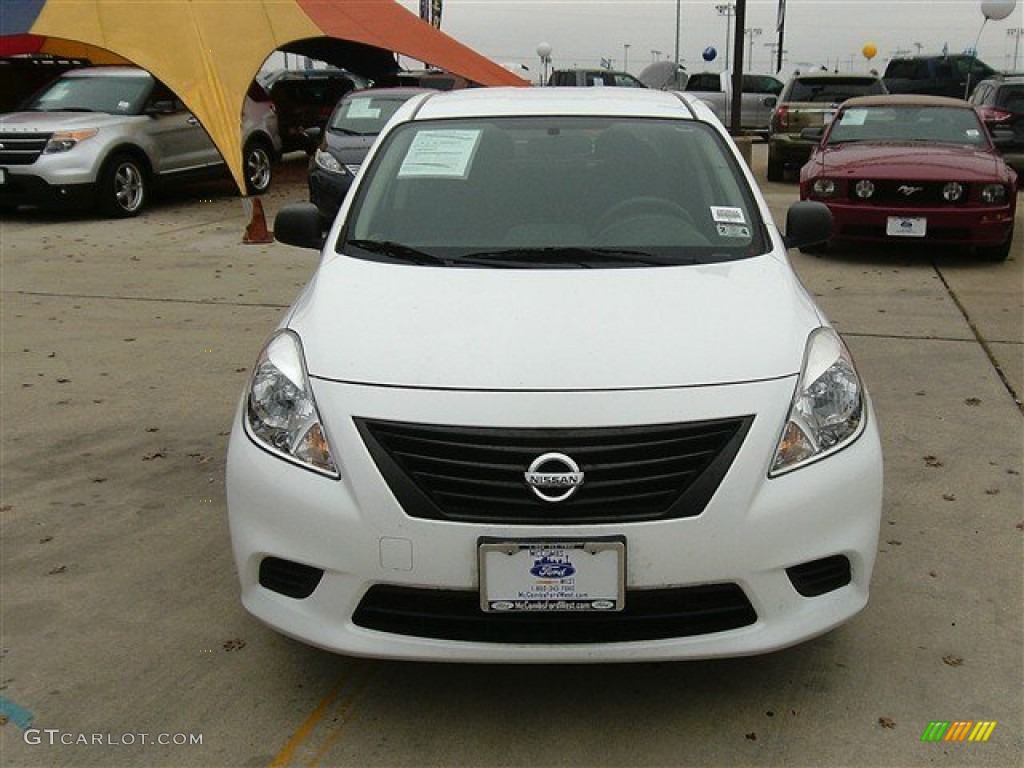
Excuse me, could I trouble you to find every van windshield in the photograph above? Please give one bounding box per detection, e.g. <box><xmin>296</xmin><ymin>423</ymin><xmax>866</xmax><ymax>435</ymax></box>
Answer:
<box><xmin>342</xmin><ymin>116</ymin><xmax>766</xmax><ymax>268</ymax></box>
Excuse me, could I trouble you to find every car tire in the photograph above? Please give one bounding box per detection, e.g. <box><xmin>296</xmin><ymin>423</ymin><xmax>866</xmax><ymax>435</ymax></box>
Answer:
<box><xmin>976</xmin><ymin>225</ymin><xmax>1014</xmax><ymax>262</ymax></box>
<box><xmin>243</xmin><ymin>138</ymin><xmax>274</xmax><ymax>195</ymax></box>
<box><xmin>799</xmin><ymin>241</ymin><xmax>829</xmax><ymax>255</ymax></box>
<box><xmin>98</xmin><ymin>153</ymin><xmax>147</xmax><ymax>218</ymax></box>
<box><xmin>766</xmin><ymin>151</ymin><xmax>785</xmax><ymax>182</ymax></box>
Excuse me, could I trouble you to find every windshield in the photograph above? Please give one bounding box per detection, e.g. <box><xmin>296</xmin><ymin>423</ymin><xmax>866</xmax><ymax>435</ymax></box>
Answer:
<box><xmin>26</xmin><ymin>75</ymin><xmax>151</xmax><ymax>114</ymax></box>
<box><xmin>341</xmin><ymin>116</ymin><xmax>765</xmax><ymax>268</ymax></box>
<box><xmin>787</xmin><ymin>78</ymin><xmax>885</xmax><ymax>103</ymax></box>
<box><xmin>329</xmin><ymin>94</ymin><xmax>413</xmax><ymax>136</ymax></box>
<box><xmin>826</xmin><ymin>105</ymin><xmax>988</xmax><ymax>146</ymax></box>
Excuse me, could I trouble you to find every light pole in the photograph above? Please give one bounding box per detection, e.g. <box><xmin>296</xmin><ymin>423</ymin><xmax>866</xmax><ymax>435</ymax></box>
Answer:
<box><xmin>745</xmin><ymin>27</ymin><xmax>762</xmax><ymax>70</ymax></box>
<box><xmin>715</xmin><ymin>3</ymin><xmax>736</xmax><ymax>70</ymax></box>
<box><xmin>536</xmin><ymin>42</ymin><xmax>552</xmax><ymax>86</ymax></box>
<box><xmin>623</xmin><ymin>43</ymin><xmax>631</xmax><ymax>73</ymax></box>
<box><xmin>1009</xmin><ymin>28</ymin><xmax>1023</xmax><ymax>71</ymax></box>
<box><xmin>674</xmin><ymin>0</ymin><xmax>682</xmax><ymax>71</ymax></box>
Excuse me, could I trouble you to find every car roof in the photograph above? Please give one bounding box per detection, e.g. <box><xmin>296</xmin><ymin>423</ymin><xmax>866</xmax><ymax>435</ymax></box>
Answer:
<box><xmin>840</xmin><ymin>94</ymin><xmax>972</xmax><ymax>109</ymax></box>
<box><xmin>343</xmin><ymin>87</ymin><xmax>435</xmax><ymax>100</ymax></box>
<box><xmin>791</xmin><ymin>72</ymin><xmax>881</xmax><ymax>81</ymax></box>
<box><xmin>408</xmin><ymin>87</ymin><xmax>699</xmax><ymax>120</ymax></box>
<box><xmin>63</xmin><ymin>65</ymin><xmax>150</xmax><ymax>79</ymax></box>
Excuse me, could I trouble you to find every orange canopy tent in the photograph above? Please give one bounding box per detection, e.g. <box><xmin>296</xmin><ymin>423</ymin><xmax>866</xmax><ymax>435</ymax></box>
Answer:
<box><xmin>2</xmin><ymin>0</ymin><xmax>528</xmax><ymax>192</ymax></box>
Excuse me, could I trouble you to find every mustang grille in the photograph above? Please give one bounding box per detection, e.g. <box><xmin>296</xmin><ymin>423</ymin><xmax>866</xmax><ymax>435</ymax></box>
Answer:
<box><xmin>862</xmin><ymin>180</ymin><xmax>969</xmax><ymax>206</ymax></box>
<box><xmin>0</xmin><ymin>132</ymin><xmax>51</xmax><ymax>165</ymax></box>
<box><xmin>355</xmin><ymin>416</ymin><xmax>752</xmax><ymax>524</ymax></box>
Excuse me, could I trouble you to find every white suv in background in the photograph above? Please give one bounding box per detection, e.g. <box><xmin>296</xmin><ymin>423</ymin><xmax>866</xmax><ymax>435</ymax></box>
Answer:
<box><xmin>0</xmin><ymin>66</ymin><xmax>281</xmax><ymax>216</ymax></box>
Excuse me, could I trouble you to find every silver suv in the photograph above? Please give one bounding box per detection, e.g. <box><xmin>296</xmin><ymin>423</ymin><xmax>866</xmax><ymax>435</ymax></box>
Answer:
<box><xmin>0</xmin><ymin>66</ymin><xmax>281</xmax><ymax>216</ymax></box>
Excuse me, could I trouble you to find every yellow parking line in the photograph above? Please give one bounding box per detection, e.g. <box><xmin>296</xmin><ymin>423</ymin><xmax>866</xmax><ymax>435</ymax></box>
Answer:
<box><xmin>269</xmin><ymin>663</ymin><xmax>377</xmax><ymax>768</ymax></box>
<box><xmin>308</xmin><ymin>667</ymin><xmax>378</xmax><ymax>767</ymax></box>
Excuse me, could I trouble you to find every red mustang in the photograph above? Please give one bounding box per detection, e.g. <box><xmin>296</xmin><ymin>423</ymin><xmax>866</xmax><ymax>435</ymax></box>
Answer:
<box><xmin>799</xmin><ymin>95</ymin><xmax>1018</xmax><ymax>261</ymax></box>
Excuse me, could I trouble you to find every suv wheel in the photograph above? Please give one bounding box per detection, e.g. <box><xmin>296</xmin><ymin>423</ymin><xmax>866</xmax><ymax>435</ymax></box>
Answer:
<box><xmin>243</xmin><ymin>138</ymin><xmax>273</xmax><ymax>195</ymax></box>
<box><xmin>766</xmin><ymin>148</ymin><xmax>785</xmax><ymax>182</ymax></box>
<box><xmin>99</xmin><ymin>153</ymin><xmax>147</xmax><ymax>217</ymax></box>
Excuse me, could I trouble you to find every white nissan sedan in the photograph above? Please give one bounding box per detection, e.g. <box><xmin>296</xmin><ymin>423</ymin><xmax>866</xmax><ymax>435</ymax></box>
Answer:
<box><xmin>226</xmin><ymin>88</ymin><xmax>883</xmax><ymax>663</ymax></box>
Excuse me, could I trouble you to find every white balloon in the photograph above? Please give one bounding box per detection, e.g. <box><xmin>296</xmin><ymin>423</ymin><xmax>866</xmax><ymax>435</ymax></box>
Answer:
<box><xmin>980</xmin><ymin>0</ymin><xmax>1016</xmax><ymax>20</ymax></box>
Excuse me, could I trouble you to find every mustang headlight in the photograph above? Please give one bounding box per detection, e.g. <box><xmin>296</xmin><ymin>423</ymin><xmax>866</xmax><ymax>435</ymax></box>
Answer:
<box><xmin>244</xmin><ymin>330</ymin><xmax>338</xmax><ymax>477</ymax></box>
<box><xmin>771</xmin><ymin>327</ymin><xmax>865</xmax><ymax>476</ymax></box>
<box><xmin>811</xmin><ymin>178</ymin><xmax>838</xmax><ymax>198</ymax></box>
<box><xmin>980</xmin><ymin>183</ymin><xmax>1007</xmax><ymax>204</ymax></box>
<box><xmin>314</xmin><ymin>148</ymin><xmax>346</xmax><ymax>174</ymax></box>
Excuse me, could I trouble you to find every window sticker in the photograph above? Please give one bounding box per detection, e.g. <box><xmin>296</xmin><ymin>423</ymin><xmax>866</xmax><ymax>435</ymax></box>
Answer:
<box><xmin>347</xmin><ymin>98</ymin><xmax>381</xmax><ymax>119</ymax></box>
<box><xmin>398</xmin><ymin>129</ymin><xmax>482</xmax><ymax>178</ymax></box>
<box><xmin>117</xmin><ymin>100</ymin><xmax>132</xmax><ymax>111</ymax></box>
<box><xmin>710</xmin><ymin>206</ymin><xmax>746</xmax><ymax>225</ymax></box>
<box><xmin>965</xmin><ymin>129</ymin><xmax>980</xmax><ymax>139</ymax></box>
<box><xmin>716</xmin><ymin>223</ymin><xmax>751</xmax><ymax>238</ymax></box>
<box><xmin>839</xmin><ymin>108</ymin><xmax>868</xmax><ymax>126</ymax></box>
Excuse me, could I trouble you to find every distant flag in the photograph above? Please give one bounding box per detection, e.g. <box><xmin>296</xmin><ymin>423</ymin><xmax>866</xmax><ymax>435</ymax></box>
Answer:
<box><xmin>777</xmin><ymin>0</ymin><xmax>786</xmax><ymax>32</ymax></box>
<box><xmin>601</xmin><ymin>57</ymin><xmax>612</xmax><ymax>69</ymax></box>
<box><xmin>419</xmin><ymin>0</ymin><xmax>429</xmax><ymax>22</ymax></box>
<box><xmin>431</xmin><ymin>0</ymin><xmax>442</xmax><ymax>28</ymax></box>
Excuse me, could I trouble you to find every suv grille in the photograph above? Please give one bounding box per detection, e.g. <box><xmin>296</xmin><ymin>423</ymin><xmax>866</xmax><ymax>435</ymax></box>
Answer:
<box><xmin>0</xmin><ymin>132</ymin><xmax>51</xmax><ymax>165</ymax></box>
<box><xmin>353</xmin><ymin>583</ymin><xmax>757</xmax><ymax>643</ymax></box>
<box><xmin>355</xmin><ymin>417</ymin><xmax>752</xmax><ymax>525</ymax></box>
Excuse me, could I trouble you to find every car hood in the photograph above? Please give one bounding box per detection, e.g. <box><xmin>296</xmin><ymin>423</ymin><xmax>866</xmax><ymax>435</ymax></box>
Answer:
<box><xmin>288</xmin><ymin>252</ymin><xmax>823</xmax><ymax>391</ymax></box>
<box><xmin>0</xmin><ymin>111</ymin><xmax>144</xmax><ymax>131</ymax></box>
<box><xmin>814</xmin><ymin>142</ymin><xmax>1003</xmax><ymax>179</ymax></box>
<box><xmin>324</xmin><ymin>132</ymin><xmax>376</xmax><ymax>162</ymax></box>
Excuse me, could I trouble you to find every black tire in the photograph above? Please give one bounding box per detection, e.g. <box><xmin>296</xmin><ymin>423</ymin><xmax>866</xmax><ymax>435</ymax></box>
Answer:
<box><xmin>766</xmin><ymin>150</ymin><xmax>785</xmax><ymax>182</ymax></box>
<box><xmin>98</xmin><ymin>153</ymin><xmax>147</xmax><ymax>217</ymax></box>
<box><xmin>976</xmin><ymin>225</ymin><xmax>1014</xmax><ymax>262</ymax></box>
<box><xmin>243</xmin><ymin>138</ymin><xmax>274</xmax><ymax>195</ymax></box>
<box><xmin>799</xmin><ymin>241</ymin><xmax>829</xmax><ymax>255</ymax></box>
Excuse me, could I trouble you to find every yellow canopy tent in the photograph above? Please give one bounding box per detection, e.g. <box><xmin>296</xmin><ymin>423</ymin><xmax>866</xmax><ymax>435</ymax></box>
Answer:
<box><xmin>4</xmin><ymin>0</ymin><xmax>527</xmax><ymax>192</ymax></box>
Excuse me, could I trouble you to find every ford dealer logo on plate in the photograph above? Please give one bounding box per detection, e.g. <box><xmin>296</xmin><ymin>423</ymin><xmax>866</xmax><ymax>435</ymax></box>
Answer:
<box><xmin>529</xmin><ymin>553</ymin><xmax>576</xmax><ymax>579</ymax></box>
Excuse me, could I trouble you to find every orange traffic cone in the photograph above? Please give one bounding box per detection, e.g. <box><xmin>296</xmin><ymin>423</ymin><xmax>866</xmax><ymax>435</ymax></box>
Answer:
<box><xmin>242</xmin><ymin>197</ymin><xmax>273</xmax><ymax>244</ymax></box>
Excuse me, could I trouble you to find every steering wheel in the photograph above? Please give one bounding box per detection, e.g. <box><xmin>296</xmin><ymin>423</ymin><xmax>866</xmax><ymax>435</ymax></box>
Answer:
<box><xmin>596</xmin><ymin>197</ymin><xmax>695</xmax><ymax>235</ymax></box>
<box><xmin>596</xmin><ymin>196</ymin><xmax>707</xmax><ymax>245</ymax></box>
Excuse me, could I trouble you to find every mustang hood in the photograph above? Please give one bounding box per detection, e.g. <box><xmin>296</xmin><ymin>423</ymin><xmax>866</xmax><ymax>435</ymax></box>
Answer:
<box><xmin>289</xmin><ymin>253</ymin><xmax>823</xmax><ymax>391</ymax></box>
<box><xmin>817</xmin><ymin>143</ymin><xmax>1003</xmax><ymax>180</ymax></box>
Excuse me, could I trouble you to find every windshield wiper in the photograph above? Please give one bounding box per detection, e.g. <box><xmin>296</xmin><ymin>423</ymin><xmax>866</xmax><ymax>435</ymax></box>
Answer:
<box><xmin>460</xmin><ymin>247</ymin><xmax>695</xmax><ymax>268</ymax></box>
<box><xmin>346</xmin><ymin>239</ymin><xmax>453</xmax><ymax>266</ymax></box>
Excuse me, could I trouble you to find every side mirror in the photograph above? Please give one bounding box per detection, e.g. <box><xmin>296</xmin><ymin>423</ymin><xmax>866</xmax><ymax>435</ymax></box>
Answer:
<box><xmin>144</xmin><ymin>100</ymin><xmax>178</xmax><ymax>116</ymax></box>
<box><xmin>990</xmin><ymin>126</ymin><xmax>1015</xmax><ymax>149</ymax></box>
<box><xmin>783</xmin><ymin>201</ymin><xmax>833</xmax><ymax>249</ymax></box>
<box><xmin>274</xmin><ymin>203</ymin><xmax>327</xmax><ymax>250</ymax></box>
<box><xmin>303</xmin><ymin>126</ymin><xmax>322</xmax><ymax>152</ymax></box>
<box><xmin>799</xmin><ymin>126</ymin><xmax>825</xmax><ymax>141</ymax></box>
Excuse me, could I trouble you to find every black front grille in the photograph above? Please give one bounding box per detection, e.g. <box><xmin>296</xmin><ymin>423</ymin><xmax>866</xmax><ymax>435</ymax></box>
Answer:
<box><xmin>259</xmin><ymin>557</ymin><xmax>324</xmax><ymax>599</ymax></box>
<box><xmin>0</xmin><ymin>133</ymin><xmax>51</xmax><ymax>165</ymax></box>
<box><xmin>864</xmin><ymin>181</ymin><xmax>968</xmax><ymax>206</ymax></box>
<box><xmin>356</xmin><ymin>417</ymin><xmax>752</xmax><ymax>525</ymax></box>
<box><xmin>786</xmin><ymin>555</ymin><xmax>851</xmax><ymax>597</ymax></box>
<box><xmin>353</xmin><ymin>583</ymin><xmax>756</xmax><ymax>643</ymax></box>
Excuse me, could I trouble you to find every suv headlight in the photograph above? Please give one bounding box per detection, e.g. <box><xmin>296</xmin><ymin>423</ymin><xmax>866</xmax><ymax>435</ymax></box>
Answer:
<box><xmin>771</xmin><ymin>327</ymin><xmax>866</xmax><ymax>476</ymax></box>
<box><xmin>244</xmin><ymin>330</ymin><xmax>338</xmax><ymax>477</ymax></box>
<box><xmin>43</xmin><ymin>129</ymin><xmax>99</xmax><ymax>154</ymax></box>
<box><xmin>314</xmin><ymin>148</ymin><xmax>346</xmax><ymax>175</ymax></box>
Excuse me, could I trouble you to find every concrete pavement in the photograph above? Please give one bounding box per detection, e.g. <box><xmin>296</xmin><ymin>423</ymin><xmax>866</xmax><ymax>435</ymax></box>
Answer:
<box><xmin>1</xmin><ymin>146</ymin><xmax>1021</xmax><ymax>767</ymax></box>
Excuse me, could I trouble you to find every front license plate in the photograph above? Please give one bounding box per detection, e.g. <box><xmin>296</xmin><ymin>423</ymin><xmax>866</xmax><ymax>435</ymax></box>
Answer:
<box><xmin>886</xmin><ymin>216</ymin><xmax>927</xmax><ymax>237</ymax></box>
<box><xmin>478</xmin><ymin>537</ymin><xmax>625</xmax><ymax>613</ymax></box>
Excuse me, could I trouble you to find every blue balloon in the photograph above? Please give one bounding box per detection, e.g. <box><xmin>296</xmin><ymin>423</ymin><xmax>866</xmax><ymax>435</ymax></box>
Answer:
<box><xmin>702</xmin><ymin>46</ymin><xmax>717</xmax><ymax>62</ymax></box>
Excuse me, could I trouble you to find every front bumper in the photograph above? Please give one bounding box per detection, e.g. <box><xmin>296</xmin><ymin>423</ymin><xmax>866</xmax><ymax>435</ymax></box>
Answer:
<box><xmin>818</xmin><ymin>200</ymin><xmax>1015</xmax><ymax>247</ymax></box>
<box><xmin>307</xmin><ymin>160</ymin><xmax>354</xmax><ymax>222</ymax></box>
<box><xmin>0</xmin><ymin>170</ymin><xmax>97</xmax><ymax>210</ymax></box>
<box><xmin>226</xmin><ymin>378</ymin><xmax>883</xmax><ymax>662</ymax></box>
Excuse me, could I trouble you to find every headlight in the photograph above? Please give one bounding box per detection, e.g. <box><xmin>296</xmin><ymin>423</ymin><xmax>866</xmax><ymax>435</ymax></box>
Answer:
<box><xmin>942</xmin><ymin>182</ymin><xmax>964</xmax><ymax>202</ymax></box>
<box><xmin>43</xmin><ymin>129</ymin><xmax>99</xmax><ymax>154</ymax></box>
<box><xmin>244</xmin><ymin>330</ymin><xmax>338</xmax><ymax>477</ymax></box>
<box><xmin>771</xmin><ymin>327</ymin><xmax>865</xmax><ymax>476</ymax></box>
<box><xmin>314</xmin><ymin>148</ymin><xmax>346</xmax><ymax>174</ymax></box>
<box><xmin>854</xmin><ymin>179</ymin><xmax>875</xmax><ymax>199</ymax></box>
<box><xmin>811</xmin><ymin>178</ymin><xmax>837</xmax><ymax>198</ymax></box>
<box><xmin>980</xmin><ymin>183</ymin><xmax>1007</xmax><ymax>204</ymax></box>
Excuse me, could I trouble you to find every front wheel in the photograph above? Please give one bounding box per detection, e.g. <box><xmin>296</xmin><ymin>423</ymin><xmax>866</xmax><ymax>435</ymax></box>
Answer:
<box><xmin>766</xmin><ymin>150</ymin><xmax>785</xmax><ymax>182</ymax></box>
<box><xmin>243</xmin><ymin>139</ymin><xmax>273</xmax><ymax>195</ymax></box>
<box><xmin>976</xmin><ymin>225</ymin><xmax>1014</xmax><ymax>262</ymax></box>
<box><xmin>98</xmin><ymin>153</ymin><xmax>147</xmax><ymax>217</ymax></box>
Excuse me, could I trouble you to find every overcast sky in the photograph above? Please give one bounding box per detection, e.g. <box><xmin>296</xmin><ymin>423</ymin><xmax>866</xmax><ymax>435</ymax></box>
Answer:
<box><xmin>394</xmin><ymin>0</ymin><xmax>1024</xmax><ymax>79</ymax></box>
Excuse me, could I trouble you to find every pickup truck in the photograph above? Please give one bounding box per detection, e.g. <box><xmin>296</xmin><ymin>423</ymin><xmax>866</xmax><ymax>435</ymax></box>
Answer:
<box><xmin>680</xmin><ymin>71</ymin><xmax>784</xmax><ymax>136</ymax></box>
